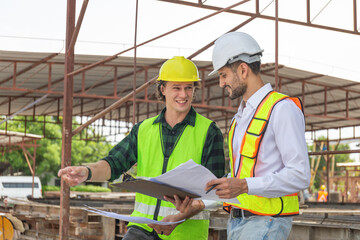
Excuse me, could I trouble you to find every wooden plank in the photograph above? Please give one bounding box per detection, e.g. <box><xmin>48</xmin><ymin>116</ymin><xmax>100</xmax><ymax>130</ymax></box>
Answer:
<box><xmin>102</xmin><ymin>216</ymin><xmax>115</xmax><ymax>240</ymax></box>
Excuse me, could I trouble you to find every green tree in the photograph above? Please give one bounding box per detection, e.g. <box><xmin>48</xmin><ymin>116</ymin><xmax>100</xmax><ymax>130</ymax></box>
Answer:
<box><xmin>308</xmin><ymin>136</ymin><xmax>353</xmax><ymax>191</ymax></box>
<box><xmin>0</xmin><ymin>116</ymin><xmax>114</xmax><ymax>184</ymax></box>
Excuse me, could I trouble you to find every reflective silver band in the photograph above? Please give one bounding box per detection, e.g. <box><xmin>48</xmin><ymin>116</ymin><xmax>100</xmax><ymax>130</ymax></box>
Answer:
<box><xmin>134</xmin><ymin>201</ymin><xmax>210</xmax><ymax>220</ymax></box>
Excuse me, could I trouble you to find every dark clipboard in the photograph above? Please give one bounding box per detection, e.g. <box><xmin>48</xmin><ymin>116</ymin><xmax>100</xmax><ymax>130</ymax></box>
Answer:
<box><xmin>112</xmin><ymin>179</ymin><xmax>200</xmax><ymax>200</ymax></box>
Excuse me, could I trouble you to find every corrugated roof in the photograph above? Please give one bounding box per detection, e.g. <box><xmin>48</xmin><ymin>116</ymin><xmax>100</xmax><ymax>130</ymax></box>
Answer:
<box><xmin>0</xmin><ymin>50</ymin><xmax>359</xmax><ymax>133</ymax></box>
<box><xmin>0</xmin><ymin>130</ymin><xmax>42</xmax><ymax>145</ymax></box>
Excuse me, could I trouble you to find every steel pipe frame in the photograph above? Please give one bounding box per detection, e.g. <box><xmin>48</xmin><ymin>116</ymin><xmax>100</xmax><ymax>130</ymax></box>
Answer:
<box><xmin>60</xmin><ymin>0</ymin><xmax>77</xmax><ymax>238</ymax></box>
<box><xmin>1</xmin><ymin>87</ymin><xmax>358</xmax><ymax>131</ymax></box>
<box><xmin>159</xmin><ymin>0</ymin><xmax>360</xmax><ymax>36</ymax></box>
<box><xmin>66</xmin><ymin>0</ymin><xmax>252</xmax><ymax>78</ymax></box>
<box><xmin>0</xmin><ymin>59</ymin><xmax>155</xmax><ymax>110</ymax></box>
<box><xmin>0</xmin><ymin>53</ymin><xmax>58</xmax><ymax>86</ymax></box>
<box><xmin>0</xmin><ymin>115</ymin><xmax>125</xmax><ymax>142</ymax></box>
<box><xmin>258</xmin><ymin>71</ymin><xmax>360</xmax><ymax>128</ymax></box>
<box><xmin>4</xmin><ymin>59</ymin><xmax>359</xmax><ymax>128</ymax></box>
<box><xmin>0</xmin><ymin>136</ymin><xmax>39</xmax><ymax>197</ymax></box>
<box><xmin>72</xmin><ymin>2</ymin><xmax>256</xmax><ymax>135</ymax></box>
<box><xmin>35</xmin><ymin>10</ymin><xmax>254</xmax><ymax>107</ymax></box>
<box><xmin>1</xmin><ymin>2</ymin><xmax>359</xmax><ymax>117</ymax></box>
<box><xmin>0</xmin><ymin>1</ymin><xmax>357</xmax><ymax>235</ymax></box>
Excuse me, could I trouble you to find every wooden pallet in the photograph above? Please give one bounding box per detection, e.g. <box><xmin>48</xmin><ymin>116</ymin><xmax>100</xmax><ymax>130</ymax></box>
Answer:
<box><xmin>12</xmin><ymin>202</ymin><xmax>116</xmax><ymax>240</ymax></box>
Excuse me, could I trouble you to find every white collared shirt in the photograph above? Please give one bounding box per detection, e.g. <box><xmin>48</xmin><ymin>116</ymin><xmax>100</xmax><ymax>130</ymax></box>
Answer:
<box><xmin>232</xmin><ymin>83</ymin><xmax>310</xmax><ymax>198</ymax></box>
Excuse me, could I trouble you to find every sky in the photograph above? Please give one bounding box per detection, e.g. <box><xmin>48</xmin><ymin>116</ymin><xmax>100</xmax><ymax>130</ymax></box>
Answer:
<box><xmin>1</xmin><ymin>0</ymin><xmax>360</xmax><ymax>159</ymax></box>
<box><xmin>1</xmin><ymin>0</ymin><xmax>360</xmax><ymax>82</ymax></box>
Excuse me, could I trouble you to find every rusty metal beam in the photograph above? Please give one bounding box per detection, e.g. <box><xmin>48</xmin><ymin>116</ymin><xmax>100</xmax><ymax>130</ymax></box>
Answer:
<box><xmin>275</xmin><ymin>0</ymin><xmax>279</xmax><ymax>91</ymax></box>
<box><xmin>0</xmin><ymin>75</ymin><xmax>64</xmax><ymax>108</ymax></box>
<box><xmin>159</xmin><ymin>0</ymin><xmax>360</xmax><ymax>36</ymax></box>
<box><xmin>72</xmin><ymin>78</ymin><xmax>156</xmax><ymax>135</ymax></box>
<box><xmin>188</xmin><ymin>16</ymin><xmax>257</xmax><ymax>59</ymax></box>
<box><xmin>67</xmin><ymin>0</ymin><xmax>89</xmax><ymax>54</ymax></box>
<box><xmin>60</xmin><ymin>0</ymin><xmax>75</xmax><ymax>239</ymax></box>
<box><xmin>0</xmin><ymin>58</ymin><xmax>159</xmax><ymax>69</ymax></box>
<box><xmin>67</xmin><ymin>0</ymin><xmax>251</xmax><ymax>77</ymax></box>
<box><xmin>305</xmin><ymin>113</ymin><xmax>360</xmax><ymax>122</ymax></box>
<box><xmin>261</xmin><ymin>71</ymin><xmax>360</xmax><ymax>95</ymax></box>
<box><xmin>132</xmin><ymin>0</ymin><xmax>139</xmax><ymax>125</ymax></box>
<box><xmin>306</xmin><ymin>111</ymin><xmax>360</xmax><ymax>125</ymax></box>
<box><xmin>308</xmin><ymin>124</ymin><xmax>360</xmax><ymax>133</ymax></box>
<box><xmin>0</xmin><ymin>53</ymin><xmax>149</xmax><ymax>108</ymax></box>
<box><xmin>308</xmin><ymin>149</ymin><xmax>360</xmax><ymax>156</ymax></box>
<box><xmin>0</xmin><ymin>57</ymin><xmax>288</xmax><ymax>108</ymax></box>
<box><xmin>71</xmin><ymin>2</ymin><xmax>258</xmax><ymax>135</ymax></box>
<box><xmin>354</xmin><ymin>0</ymin><xmax>358</xmax><ymax>32</ymax></box>
<box><xmin>305</xmin><ymin>95</ymin><xmax>360</xmax><ymax>109</ymax></box>
<box><xmin>0</xmin><ymin>53</ymin><xmax>58</xmax><ymax>86</ymax></box>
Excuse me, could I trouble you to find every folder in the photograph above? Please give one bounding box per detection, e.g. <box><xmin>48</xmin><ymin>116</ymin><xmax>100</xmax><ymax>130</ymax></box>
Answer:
<box><xmin>111</xmin><ymin>160</ymin><xmax>240</xmax><ymax>204</ymax></box>
<box><xmin>112</xmin><ymin>179</ymin><xmax>200</xmax><ymax>200</ymax></box>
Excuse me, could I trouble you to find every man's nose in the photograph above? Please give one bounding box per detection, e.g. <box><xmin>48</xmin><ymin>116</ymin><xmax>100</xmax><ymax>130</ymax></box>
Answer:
<box><xmin>219</xmin><ymin>78</ymin><xmax>225</xmax><ymax>88</ymax></box>
<box><xmin>179</xmin><ymin>88</ymin><xmax>187</xmax><ymax>97</ymax></box>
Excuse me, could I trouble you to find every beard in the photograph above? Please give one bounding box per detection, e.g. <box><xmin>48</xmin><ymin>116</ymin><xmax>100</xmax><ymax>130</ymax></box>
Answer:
<box><xmin>229</xmin><ymin>82</ymin><xmax>247</xmax><ymax>100</ymax></box>
<box><xmin>229</xmin><ymin>74</ymin><xmax>247</xmax><ymax>100</ymax></box>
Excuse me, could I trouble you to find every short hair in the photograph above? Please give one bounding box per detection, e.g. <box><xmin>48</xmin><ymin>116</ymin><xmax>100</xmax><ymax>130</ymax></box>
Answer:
<box><xmin>227</xmin><ymin>60</ymin><xmax>261</xmax><ymax>75</ymax></box>
<box><xmin>156</xmin><ymin>80</ymin><xmax>200</xmax><ymax>101</ymax></box>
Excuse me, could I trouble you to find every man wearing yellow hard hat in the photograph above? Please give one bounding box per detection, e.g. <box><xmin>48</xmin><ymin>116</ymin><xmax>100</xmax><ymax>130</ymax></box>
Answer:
<box><xmin>317</xmin><ymin>185</ymin><xmax>328</xmax><ymax>202</ymax></box>
<box><xmin>58</xmin><ymin>56</ymin><xmax>225</xmax><ymax>240</ymax></box>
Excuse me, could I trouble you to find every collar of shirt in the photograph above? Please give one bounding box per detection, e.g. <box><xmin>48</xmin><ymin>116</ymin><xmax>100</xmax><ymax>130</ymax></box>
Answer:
<box><xmin>152</xmin><ymin>106</ymin><xmax>196</xmax><ymax>129</ymax></box>
<box><xmin>234</xmin><ymin>83</ymin><xmax>273</xmax><ymax>123</ymax></box>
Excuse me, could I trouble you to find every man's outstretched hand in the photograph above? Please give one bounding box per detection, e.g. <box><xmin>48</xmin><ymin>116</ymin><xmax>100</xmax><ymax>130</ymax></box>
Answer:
<box><xmin>57</xmin><ymin>166</ymin><xmax>88</xmax><ymax>186</ymax></box>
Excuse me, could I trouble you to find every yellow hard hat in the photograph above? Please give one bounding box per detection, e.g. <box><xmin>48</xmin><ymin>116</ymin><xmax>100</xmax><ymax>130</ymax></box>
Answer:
<box><xmin>320</xmin><ymin>185</ymin><xmax>326</xmax><ymax>190</ymax></box>
<box><xmin>157</xmin><ymin>56</ymin><xmax>200</xmax><ymax>82</ymax></box>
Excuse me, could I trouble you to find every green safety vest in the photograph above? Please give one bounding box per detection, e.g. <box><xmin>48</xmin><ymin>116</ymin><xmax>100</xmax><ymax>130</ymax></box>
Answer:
<box><xmin>128</xmin><ymin>112</ymin><xmax>212</xmax><ymax>239</ymax></box>
<box><xmin>226</xmin><ymin>91</ymin><xmax>303</xmax><ymax>216</ymax></box>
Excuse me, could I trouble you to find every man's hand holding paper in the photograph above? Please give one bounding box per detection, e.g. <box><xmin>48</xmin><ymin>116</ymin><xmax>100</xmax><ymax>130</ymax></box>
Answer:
<box><xmin>164</xmin><ymin>195</ymin><xmax>205</xmax><ymax>215</ymax></box>
<box><xmin>205</xmin><ymin>177</ymin><xmax>248</xmax><ymax>199</ymax></box>
<box><xmin>149</xmin><ymin>159</ymin><xmax>240</xmax><ymax>204</ymax></box>
<box><xmin>149</xmin><ymin>195</ymin><xmax>206</xmax><ymax>236</ymax></box>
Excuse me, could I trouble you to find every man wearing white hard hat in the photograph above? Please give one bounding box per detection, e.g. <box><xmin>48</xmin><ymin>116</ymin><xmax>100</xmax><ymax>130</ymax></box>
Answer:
<box><xmin>58</xmin><ymin>56</ymin><xmax>225</xmax><ymax>240</ymax></box>
<box><xmin>205</xmin><ymin>32</ymin><xmax>310</xmax><ymax>239</ymax></box>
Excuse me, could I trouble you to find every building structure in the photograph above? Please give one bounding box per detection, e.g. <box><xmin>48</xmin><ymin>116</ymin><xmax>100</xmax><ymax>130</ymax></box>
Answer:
<box><xmin>0</xmin><ymin>0</ymin><xmax>360</xmax><ymax>238</ymax></box>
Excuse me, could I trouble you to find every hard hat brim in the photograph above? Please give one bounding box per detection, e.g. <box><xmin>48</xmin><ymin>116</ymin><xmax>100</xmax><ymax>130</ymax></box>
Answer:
<box><xmin>208</xmin><ymin>69</ymin><xmax>218</xmax><ymax>77</ymax></box>
<box><xmin>157</xmin><ymin>78</ymin><xmax>201</xmax><ymax>82</ymax></box>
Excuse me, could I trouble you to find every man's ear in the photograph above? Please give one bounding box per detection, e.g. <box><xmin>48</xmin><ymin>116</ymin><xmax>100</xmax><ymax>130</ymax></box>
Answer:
<box><xmin>160</xmin><ymin>84</ymin><xmax>165</xmax><ymax>95</ymax></box>
<box><xmin>237</xmin><ymin>63</ymin><xmax>249</xmax><ymax>79</ymax></box>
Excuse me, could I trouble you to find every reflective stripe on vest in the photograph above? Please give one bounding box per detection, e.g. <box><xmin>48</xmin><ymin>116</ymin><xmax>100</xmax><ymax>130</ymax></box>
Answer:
<box><xmin>128</xmin><ymin>113</ymin><xmax>212</xmax><ymax>239</ymax></box>
<box><xmin>227</xmin><ymin>91</ymin><xmax>303</xmax><ymax>216</ymax></box>
<box><xmin>134</xmin><ymin>201</ymin><xmax>210</xmax><ymax>220</ymax></box>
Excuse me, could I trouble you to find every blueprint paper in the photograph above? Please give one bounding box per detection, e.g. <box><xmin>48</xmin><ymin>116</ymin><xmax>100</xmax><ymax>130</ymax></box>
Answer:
<box><xmin>150</xmin><ymin>159</ymin><xmax>240</xmax><ymax>204</ymax></box>
<box><xmin>84</xmin><ymin>206</ymin><xmax>185</xmax><ymax>225</ymax></box>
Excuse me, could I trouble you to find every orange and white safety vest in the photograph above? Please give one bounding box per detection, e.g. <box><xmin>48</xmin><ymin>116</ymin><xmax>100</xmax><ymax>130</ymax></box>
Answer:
<box><xmin>226</xmin><ymin>91</ymin><xmax>303</xmax><ymax>216</ymax></box>
<box><xmin>317</xmin><ymin>191</ymin><xmax>328</xmax><ymax>202</ymax></box>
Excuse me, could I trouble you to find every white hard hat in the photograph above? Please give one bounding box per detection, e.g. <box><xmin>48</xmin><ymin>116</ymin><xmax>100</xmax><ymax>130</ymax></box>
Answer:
<box><xmin>209</xmin><ymin>32</ymin><xmax>263</xmax><ymax>76</ymax></box>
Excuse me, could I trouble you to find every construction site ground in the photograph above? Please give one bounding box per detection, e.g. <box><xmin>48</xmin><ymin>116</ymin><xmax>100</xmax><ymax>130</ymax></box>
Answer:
<box><xmin>1</xmin><ymin>192</ymin><xmax>359</xmax><ymax>240</ymax></box>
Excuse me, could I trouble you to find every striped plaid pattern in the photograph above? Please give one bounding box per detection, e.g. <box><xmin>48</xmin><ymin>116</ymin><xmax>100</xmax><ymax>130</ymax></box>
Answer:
<box><xmin>104</xmin><ymin>107</ymin><xmax>225</xmax><ymax>181</ymax></box>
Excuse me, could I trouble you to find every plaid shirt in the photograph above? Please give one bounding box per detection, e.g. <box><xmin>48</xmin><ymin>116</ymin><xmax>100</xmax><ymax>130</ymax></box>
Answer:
<box><xmin>103</xmin><ymin>107</ymin><xmax>225</xmax><ymax>181</ymax></box>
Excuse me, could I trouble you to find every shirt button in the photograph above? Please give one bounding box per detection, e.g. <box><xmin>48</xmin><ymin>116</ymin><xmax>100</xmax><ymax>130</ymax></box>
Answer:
<box><xmin>171</xmin><ymin>130</ymin><xmax>176</xmax><ymax>135</ymax></box>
